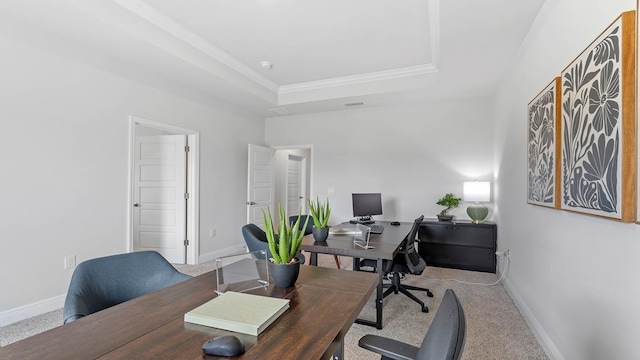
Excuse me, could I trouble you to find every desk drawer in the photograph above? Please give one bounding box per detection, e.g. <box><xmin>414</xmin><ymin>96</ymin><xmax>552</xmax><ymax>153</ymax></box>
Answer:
<box><xmin>419</xmin><ymin>222</ymin><xmax>495</xmax><ymax>248</ymax></box>
<box><xmin>420</xmin><ymin>243</ymin><xmax>496</xmax><ymax>273</ymax></box>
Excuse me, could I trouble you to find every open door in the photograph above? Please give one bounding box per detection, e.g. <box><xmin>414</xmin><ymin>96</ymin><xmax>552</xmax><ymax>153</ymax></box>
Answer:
<box><xmin>286</xmin><ymin>154</ymin><xmax>306</xmax><ymax>218</ymax></box>
<box><xmin>247</xmin><ymin>144</ymin><xmax>275</xmax><ymax>228</ymax></box>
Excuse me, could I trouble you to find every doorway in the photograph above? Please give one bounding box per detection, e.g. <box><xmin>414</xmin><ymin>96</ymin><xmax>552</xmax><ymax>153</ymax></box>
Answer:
<box><xmin>128</xmin><ymin>116</ymin><xmax>200</xmax><ymax>264</ymax></box>
<box><xmin>246</xmin><ymin>145</ymin><xmax>313</xmax><ymax>226</ymax></box>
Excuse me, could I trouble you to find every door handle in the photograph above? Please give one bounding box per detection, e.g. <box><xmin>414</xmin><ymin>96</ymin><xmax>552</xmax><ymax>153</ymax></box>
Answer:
<box><xmin>133</xmin><ymin>203</ymin><xmax>140</xmax><ymax>207</ymax></box>
<box><xmin>247</xmin><ymin>201</ymin><xmax>256</xmax><ymax>205</ymax></box>
<box><xmin>299</xmin><ymin>196</ymin><xmax>303</xmax><ymax>199</ymax></box>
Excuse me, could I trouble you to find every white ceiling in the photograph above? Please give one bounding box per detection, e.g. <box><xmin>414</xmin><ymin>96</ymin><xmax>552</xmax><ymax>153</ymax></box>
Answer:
<box><xmin>0</xmin><ymin>0</ymin><xmax>545</xmax><ymax>117</ymax></box>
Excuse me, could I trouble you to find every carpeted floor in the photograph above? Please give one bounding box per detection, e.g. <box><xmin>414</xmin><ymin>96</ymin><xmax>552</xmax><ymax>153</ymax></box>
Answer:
<box><xmin>0</xmin><ymin>253</ymin><xmax>549</xmax><ymax>359</ymax></box>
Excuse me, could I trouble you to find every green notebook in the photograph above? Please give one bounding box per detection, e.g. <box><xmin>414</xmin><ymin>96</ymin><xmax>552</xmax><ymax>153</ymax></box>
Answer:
<box><xmin>184</xmin><ymin>291</ymin><xmax>290</xmax><ymax>336</ymax></box>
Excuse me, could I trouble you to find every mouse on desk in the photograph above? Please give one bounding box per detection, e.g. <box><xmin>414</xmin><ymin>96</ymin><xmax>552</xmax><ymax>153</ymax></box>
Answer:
<box><xmin>390</xmin><ymin>221</ymin><xmax>400</xmax><ymax>226</ymax></box>
<box><xmin>202</xmin><ymin>334</ymin><xmax>245</xmax><ymax>357</ymax></box>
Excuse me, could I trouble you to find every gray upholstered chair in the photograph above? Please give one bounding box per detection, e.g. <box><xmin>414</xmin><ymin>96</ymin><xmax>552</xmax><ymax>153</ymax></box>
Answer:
<box><xmin>241</xmin><ymin>223</ymin><xmax>305</xmax><ymax>264</ymax></box>
<box><xmin>63</xmin><ymin>251</ymin><xmax>191</xmax><ymax>324</ymax></box>
<box><xmin>358</xmin><ymin>289</ymin><xmax>466</xmax><ymax>360</ymax></box>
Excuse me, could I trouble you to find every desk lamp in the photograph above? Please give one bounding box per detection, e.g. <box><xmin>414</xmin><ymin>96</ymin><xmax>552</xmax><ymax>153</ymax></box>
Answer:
<box><xmin>463</xmin><ymin>181</ymin><xmax>490</xmax><ymax>224</ymax></box>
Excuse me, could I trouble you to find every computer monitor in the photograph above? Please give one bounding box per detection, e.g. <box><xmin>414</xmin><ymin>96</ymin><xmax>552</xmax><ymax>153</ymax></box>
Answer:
<box><xmin>352</xmin><ymin>193</ymin><xmax>383</xmax><ymax>222</ymax></box>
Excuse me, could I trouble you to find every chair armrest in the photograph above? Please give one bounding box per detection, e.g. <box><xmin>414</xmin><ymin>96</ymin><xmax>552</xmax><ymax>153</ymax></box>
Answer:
<box><xmin>358</xmin><ymin>334</ymin><xmax>420</xmax><ymax>360</ymax></box>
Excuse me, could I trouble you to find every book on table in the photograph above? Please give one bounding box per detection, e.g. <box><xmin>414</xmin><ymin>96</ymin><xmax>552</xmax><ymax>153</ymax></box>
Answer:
<box><xmin>184</xmin><ymin>291</ymin><xmax>290</xmax><ymax>336</ymax></box>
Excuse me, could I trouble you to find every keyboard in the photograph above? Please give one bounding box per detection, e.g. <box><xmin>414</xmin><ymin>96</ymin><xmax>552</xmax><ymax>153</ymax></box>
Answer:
<box><xmin>369</xmin><ymin>224</ymin><xmax>384</xmax><ymax>234</ymax></box>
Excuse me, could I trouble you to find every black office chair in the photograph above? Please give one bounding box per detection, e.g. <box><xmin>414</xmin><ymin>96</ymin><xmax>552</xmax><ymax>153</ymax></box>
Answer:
<box><xmin>63</xmin><ymin>251</ymin><xmax>192</xmax><ymax>324</ymax></box>
<box><xmin>241</xmin><ymin>223</ymin><xmax>306</xmax><ymax>264</ymax></box>
<box><xmin>360</xmin><ymin>215</ymin><xmax>433</xmax><ymax>312</ymax></box>
<box><xmin>289</xmin><ymin>215</ymin><xmax>341</xmax><ymax>269</ymax></box>
<box><xmin>359</xmin><ymin>289</ymin><xmax>466</xmax><ymax>360</ymax></box>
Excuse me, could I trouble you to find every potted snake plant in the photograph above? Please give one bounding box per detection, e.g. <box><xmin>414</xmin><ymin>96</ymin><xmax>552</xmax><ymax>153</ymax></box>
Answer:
<box><xmin>308</xmin><ymin>197</ymin><xmax>331</xmax><ymax>242</ymax></box>
<box><xmin>262</xmin><ymin>205</ymin><xmax>308</xmax><ymax>287</ymax></box>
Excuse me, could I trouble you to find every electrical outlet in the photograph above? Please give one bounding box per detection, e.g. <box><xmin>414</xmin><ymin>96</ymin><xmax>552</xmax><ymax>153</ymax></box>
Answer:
<box><xmin>495</xmin><ymin>249</ymin><xmax>510</xmax><ymax>258</ymax></box>
<box><xmin>64</xmin><ymin>255</ymin><xmax>76</xmax><ymax>269</ymax></box>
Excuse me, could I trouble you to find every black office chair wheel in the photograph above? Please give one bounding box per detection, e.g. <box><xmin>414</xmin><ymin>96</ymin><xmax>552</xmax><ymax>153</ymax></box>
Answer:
<box><xmin>427</xmin><ymin>290</ymin><xmax>433</xmax><ymax>297</ymax></box>
<box><xmin>421</xmin><ymin>305</ymin><xmax>429</xmax><ymax>313</ymax></box>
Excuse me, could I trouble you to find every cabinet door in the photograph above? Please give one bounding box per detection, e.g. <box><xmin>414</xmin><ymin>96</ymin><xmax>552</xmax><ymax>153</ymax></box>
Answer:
<box><xmin>419</xmin><ymin>223</ymin><xmax>495</xmax><ymax>248</ymax></box>
<box><xmin>420</xmin><ymin>244</ymin><xmax>496</xmax><ymax>273</ymax></box>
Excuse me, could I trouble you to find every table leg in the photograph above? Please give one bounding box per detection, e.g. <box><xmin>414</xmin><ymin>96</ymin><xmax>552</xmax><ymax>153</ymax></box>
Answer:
<box><xmin>331</xmin><ymin>338</ymin><xmax>344</xmax><ymax>360</ymax></box>
<box><xmin>354</xmin><ymin>257</ymin><xmax>384</xmax><ymax>329</ymax></box>
<box><xmin>310</xmin><ymin>252</ymin><xmax>318</xmax><ymax>266</ymax></box>
<box><xmin>375</xmin><ymin>257</ymin><xmax>384</xmax><ymax>329</ymax></box>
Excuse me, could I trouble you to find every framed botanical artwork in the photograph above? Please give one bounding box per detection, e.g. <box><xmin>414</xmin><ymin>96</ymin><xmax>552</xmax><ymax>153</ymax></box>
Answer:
<box><xmin>637</xmin><ymin>3</ymin><xmax>640</xmax><ymax>223</ymax></box>
<box><xmin>527</xmin><ymin>78</ymin><xmax>561</xmax><ymax>208</ymax></box>
<box><xmin>560</xmin><ymin>11</ymin><xmax>636</xmax><ymax>221</ymax></box>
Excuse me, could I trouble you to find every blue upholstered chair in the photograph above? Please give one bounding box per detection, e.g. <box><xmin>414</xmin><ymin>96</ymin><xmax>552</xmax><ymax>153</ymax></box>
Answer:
<box><xmin>358</xmin><ymin>289</ymin><xmax>466</xmax><ymax>360</ymax></box>
<box><xmin>241</xmin><ymin>223</ymin><xmax>305</xmax><ymax>264</ymax></box>
<box><xmin>63</xmin><ymin>251</ymin><xmax>191</xmax><ymax>324</ymax></box>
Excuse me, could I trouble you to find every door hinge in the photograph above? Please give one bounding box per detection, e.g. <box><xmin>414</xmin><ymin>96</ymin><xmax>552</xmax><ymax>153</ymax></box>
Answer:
<box><xmin>185</xmin><ymin>145</ymin><xmax>190</xmax><ymax>152</ymax></box>
<box><xmin>184</xmin><ymin>192</ymin><xmax>189</xmax><ymax>200</ymax></box>
<box><xmin>184</xmin><ymin>239</ymin><xmax>189</xmax><ymax>246</ymax></box>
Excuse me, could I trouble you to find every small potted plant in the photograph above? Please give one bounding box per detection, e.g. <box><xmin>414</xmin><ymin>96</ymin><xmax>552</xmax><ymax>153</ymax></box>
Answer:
<box><xmin>262</xmin><ymin>205</ymin><xmax>309</xmax><ymax>287</ymax></box>
<box><xmin>436</xmin><ymin>193</ymin><xmax>461</xmax><ymax>221</ymax></box>
<box><xmin>308</xmin><ymin>197</ymin><xmax>331</xmax><ymax>242</ymax></box>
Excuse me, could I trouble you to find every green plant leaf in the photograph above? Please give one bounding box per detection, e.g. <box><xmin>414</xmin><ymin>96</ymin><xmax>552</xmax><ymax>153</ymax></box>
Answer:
<box><xmin>261</xmin><ymin>207</ymin><xmax>282</xmax><ymax>263</ymax></box>
<box><xmin>308</xmin><ymin>197</ymin><xmax>331</xmax><ymax>228</ymax></box>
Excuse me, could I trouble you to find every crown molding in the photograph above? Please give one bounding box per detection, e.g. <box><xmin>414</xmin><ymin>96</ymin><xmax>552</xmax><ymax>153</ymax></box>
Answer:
<box><xmin>109</xmin><ymin>0</ymin><xmax>280</xmax><ymax>93</ymax></box>
<box><xmin>278</xmin><ymin>63</ymin><xmax>439</xmax><ymax>95</ymax></box>
<box><xmin>98</xmin><ymin>0</ymin><xmax>440</xmax><ymax>104</ymax></box>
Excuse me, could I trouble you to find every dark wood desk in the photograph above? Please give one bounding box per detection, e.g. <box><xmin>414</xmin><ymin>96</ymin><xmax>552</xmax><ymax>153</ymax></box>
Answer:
<box><xmin>0</xmin><ymin>265</ymin><xmax>377</xmax><ymax>360</ymax></box>
<box><xmin>300</xmin><ymin>221</ymin><xmax>412</xmax><ymax>329</ymax></box>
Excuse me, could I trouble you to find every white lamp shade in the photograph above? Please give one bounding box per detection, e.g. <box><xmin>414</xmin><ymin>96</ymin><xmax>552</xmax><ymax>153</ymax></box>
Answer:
<box><xmin>463</xmin><ymin>181</ymin><xmax>491</xmax><ymax>202</ymax></box>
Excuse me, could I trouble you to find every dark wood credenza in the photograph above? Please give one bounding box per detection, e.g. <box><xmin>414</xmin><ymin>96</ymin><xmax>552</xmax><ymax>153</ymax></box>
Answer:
<box><xmin>418</xmin><ymin>219</ymin><xmax>497</xmax><ymax>273</ymax></box>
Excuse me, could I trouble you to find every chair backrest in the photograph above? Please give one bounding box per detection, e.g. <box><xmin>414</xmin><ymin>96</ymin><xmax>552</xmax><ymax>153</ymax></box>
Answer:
<box><xmin>416</xmin><ymin>289</ymin><xmax>466</xmax><ymax>360</ymax></box>
<box><xmin>241</xmin><ymin>223</ymin><xmax>305</xmax><ymax>264</ymax></box>
<box><xmin>289</xmin><ymin>215</ymin><xmax>314</xmax><ymax>235</ymax></box>
<box><xmin>402</xmin><ymin>215</ymin><xmax>426</xmax><ymax>274</ymax></box>
<box><xmin>242</xmin><ymin>223</ymin><xmax>270</xmax><ymax>259</ymax></box>
<box><xmin>63</xmin><ymin>251</ymin><xmax>191</xmax><ymax>324</ymax></box>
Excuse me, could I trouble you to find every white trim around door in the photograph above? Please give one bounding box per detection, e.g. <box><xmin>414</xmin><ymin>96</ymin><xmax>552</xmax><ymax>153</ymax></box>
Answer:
<box><xmin>127</xmin><ymin>116</ymin><xmax>200</xmax><ymax>265</ymax></box>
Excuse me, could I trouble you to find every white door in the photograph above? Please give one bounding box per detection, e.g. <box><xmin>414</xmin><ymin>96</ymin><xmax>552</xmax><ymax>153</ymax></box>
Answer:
<box><xmin>247</xmin><ymin>144</ymin><xmax>275</xmax><ymax>228</ymax></box>
<box><xmin>133</xmin><ymin>135</ymin><xmax>187</xmax><ymax>263</ymax></box>
<box><xmin>286</xmin><ymin>155</ymin><xmax>305</xmax><ymax>217</ymax></box>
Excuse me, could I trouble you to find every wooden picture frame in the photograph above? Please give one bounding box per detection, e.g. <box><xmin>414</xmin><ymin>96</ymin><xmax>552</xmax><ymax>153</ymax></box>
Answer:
<box><xmin>560</xmin><ymin>11</ymin><xmax>636</xmax><ymax>221</ymax></box>
<box><xmin>527</xmin><ymin>78</ymin><xmax>561</xmax><ymax>208</ymax></box>
<box><xmin>637</xmin><ymin>3</ymin><xmax>640</xmax><ymax>223</ymax></box>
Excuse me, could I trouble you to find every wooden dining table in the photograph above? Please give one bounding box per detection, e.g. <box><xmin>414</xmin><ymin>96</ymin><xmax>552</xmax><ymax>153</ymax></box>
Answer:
<box><xmin>0</xmin><ymin>264</ymin><xmax>378</xmax><ymax>360</ymax></box>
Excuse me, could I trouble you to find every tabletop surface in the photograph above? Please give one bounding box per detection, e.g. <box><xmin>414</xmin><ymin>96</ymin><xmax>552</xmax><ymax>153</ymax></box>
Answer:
<box><xmin>300</xmin><ymin>221</ymin><xmax>413</xmax><ymax>260</ymax></box>
<box><xmin>0</xmin><ymin>264</ymin><xmax>378</xmax><ymax>360</ymax></box>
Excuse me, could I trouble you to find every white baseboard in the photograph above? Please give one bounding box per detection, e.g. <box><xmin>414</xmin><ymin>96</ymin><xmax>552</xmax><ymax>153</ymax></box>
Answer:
<box><xmin>198</xmin><ymin>244</ymin><xmax>248</xmax><ymax>264</ymax></box>
<box><xmin>502</xmin><ymin>278</ymin><xmax>565</xmax><ymax>360</ymax></box>
<box><xmin>0</xmin><ymin>295</ymin><xmax>65</xmax><ymax>327</ymax></box>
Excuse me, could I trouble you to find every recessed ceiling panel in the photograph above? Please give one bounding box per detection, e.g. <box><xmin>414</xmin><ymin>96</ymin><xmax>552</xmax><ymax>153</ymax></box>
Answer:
<box><xmin>144</xmin><ymin>0</ymin><xmax>433</xmax><ymax>85</ymax></box>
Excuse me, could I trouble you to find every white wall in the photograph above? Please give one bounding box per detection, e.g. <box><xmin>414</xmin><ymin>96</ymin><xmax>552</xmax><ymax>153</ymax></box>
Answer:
<box><xmin>494</xmin><ymin>0</ymin><xmax>640</xmax><ymax>359</ymax></box>
<box><xmin>0</xmin><ymin>28</ymin><xmax>263</xmax><ymax>323</ymax></box>
<box><xmin>265</xmin><ymin>97</ymin><xmax>495</xmax><ymax>224</ymax></box>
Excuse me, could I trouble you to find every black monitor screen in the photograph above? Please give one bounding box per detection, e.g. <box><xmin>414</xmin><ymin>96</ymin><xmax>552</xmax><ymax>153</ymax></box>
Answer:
<box><xmin>352</xmin><ymin>193</ymin><xmax>383</xmax><ymax>218</ymax></box>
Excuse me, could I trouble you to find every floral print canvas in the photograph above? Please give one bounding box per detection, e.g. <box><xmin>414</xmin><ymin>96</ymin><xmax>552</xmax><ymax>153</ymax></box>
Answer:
<box><xmin>560</xmin><ymin>13</ymin><xmax>635</xmax><ymax>221</ymax></box>
<box><xmin>528</xmin><ymin>79</ymin><xmax>559</xmax><ymax>208</ymax></box>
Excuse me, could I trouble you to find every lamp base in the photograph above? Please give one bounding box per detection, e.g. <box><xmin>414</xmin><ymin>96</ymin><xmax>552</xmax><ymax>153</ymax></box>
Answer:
<box><xmin>466</xmin><ymin>202</ymin><xmax>488</xmax><ymax>224</ymax></box>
